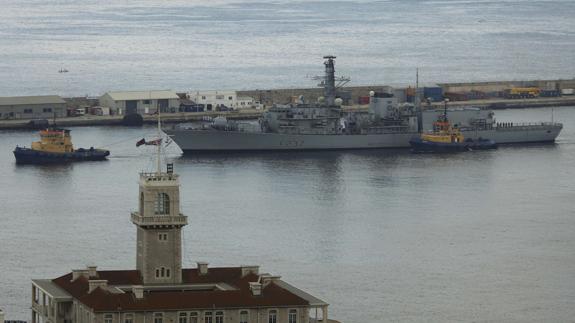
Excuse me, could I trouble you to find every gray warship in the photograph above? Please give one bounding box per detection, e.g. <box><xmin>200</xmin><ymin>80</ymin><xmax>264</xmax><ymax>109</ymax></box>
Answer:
<box><xmin>165</xmin><ymin>56</ymin><xmax>563</xmax><ymax>152</ymax></box>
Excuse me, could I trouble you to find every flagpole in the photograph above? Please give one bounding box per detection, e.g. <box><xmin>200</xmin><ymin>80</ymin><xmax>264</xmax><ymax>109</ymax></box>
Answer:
<box><xmin>156</xmin><ymin>94</ymin><xmax>161</xmax><ymax>175</ymax></box>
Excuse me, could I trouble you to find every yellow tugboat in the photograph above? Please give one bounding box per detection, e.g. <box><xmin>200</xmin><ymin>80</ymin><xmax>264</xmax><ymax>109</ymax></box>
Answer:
<box><xmin>13</xmin><ymin>128</ymin><xmax>110</xmax><ymax>164</ymax></box>
<box><xmin>410</xmin><ymin>99</ymin><xmax>497</xmax><ymax>153</ymax></box>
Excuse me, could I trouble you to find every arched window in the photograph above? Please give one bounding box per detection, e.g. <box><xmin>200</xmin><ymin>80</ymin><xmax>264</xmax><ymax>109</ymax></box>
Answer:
<box><xmin>215</xmin><ymin>311</ymin><xmax>224</xmax><ymax>323</ymax></box>
<box><xmin>178</xmin><ymin>312</ymin><xmax>187</xmax><ymax>323</ymax></box>
<box><xmin>154</xmin><ymin>193</ymin><xmax>170</xmax><ymax>215</ymax></box>
<box><xmin>189</xmin><ymin>312</ymin><xmax>198</xmax><ymax>323</ymax></box>
<box><xmin>204</xmin><ymin>312</ymin><xmax>213</xmax><ymax>323</ymax></box>
<box><xmin>288</xmin><ymin>309</ymin><xmax>297</xmax><ymax>323</ymax></box>
<box><xmin>268</xmin><ymin>310</ymin><xmax>277</xmax><ymax>323</ymax></box>
<box><xmin>239</xmin><ymin>310</ymin><xmax>249</xmax><ymax>323</ymax></box>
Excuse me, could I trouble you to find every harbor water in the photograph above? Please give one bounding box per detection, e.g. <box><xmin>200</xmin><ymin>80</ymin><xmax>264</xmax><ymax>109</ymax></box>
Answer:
<box><xmin>1</xmin><ymin>0</ymin><xmax>575</xmax><ymax>96</ymax></box>
<box><xmin>1</xmin><ymin>107</ymin><xmax>575</xmax><ymax>322</ymax></box>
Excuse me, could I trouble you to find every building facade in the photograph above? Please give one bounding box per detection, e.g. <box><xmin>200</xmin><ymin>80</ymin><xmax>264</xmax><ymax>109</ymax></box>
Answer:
<box><xmin>99</xmin><ymin>91</ymin><xmax>180</xmax><ymax>115</ymax></box>
<box><xmin>31</xmin><ymin>166</ymin><xmax>333</xmax><ymax>323</ymax></box>
<box><xmin>0</xmin><ymin>96</ymin><xmax>66</xmax><ymax>120</ymax></box>
<box><xmin>188</xmin><ymin>91</ymin><xmax>260</xmax><ymax>110</ymax></box>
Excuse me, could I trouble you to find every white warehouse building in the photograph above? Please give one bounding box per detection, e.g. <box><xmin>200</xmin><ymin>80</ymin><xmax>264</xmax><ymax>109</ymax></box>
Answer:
<box><xmin>99</xmin><ymin>90</ymin><xmax>180</xmax><ymax>115</ymax></box>
<box><xmin>188</xmin><ymin>90</ymin><xmax>261</xmax><ymax>110</ymax></box>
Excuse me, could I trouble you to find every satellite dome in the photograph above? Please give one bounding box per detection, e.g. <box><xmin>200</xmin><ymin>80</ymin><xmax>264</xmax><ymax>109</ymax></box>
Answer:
<box><xmin>369</xmin><ymin>91</ymin><xmax>375</xmax><ymax>97</ymax></box>
<box><xmin>335</xmin><ymin>98</ymin><xmax>343</xmax><ymax>106</ymax></box>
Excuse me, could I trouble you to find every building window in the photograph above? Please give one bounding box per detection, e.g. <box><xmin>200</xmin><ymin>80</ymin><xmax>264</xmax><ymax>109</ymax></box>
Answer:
<box><xmin>228</xmin><ymin>96</ymin><xmax>233</xmax><ymax>100</ymax></box>
<box><xmin>43</xmin><ymin>108</ymin><xmax>52</xmax><ymax>113</ymax></box>
<box><xmin>153</xmin><ymin>313</ymin><xmax>163</xmax><ymax>323</ymax></box>
<box><xmin>216</xmin><ymin>95</ymin><xmax>224</xmax><ymax>100</ymax></box>
<box><xmin>204</xmin><ymin>311</ymin><xmax>213</xmax><ymax>323</ymax></box>
<box><xmin>154</xmin><ymin>193</ymin><xmax>170</xmax><ymax>215</ymax></box>
<box><xmin>158</xmin><ymin>233</ymin><xmax>168</xmax><ymax>241</ymax></box>
<box><xmin>239</xmin><ymin>310</ymin><xmax>249</xmax><ymax>323</ymax></box>
<box><xmin>189</xmin><ymin>312</ymin><xmax>198</xmax><ymax>323</ymax></box>
<box><xmin>143</xmin><ymin>100</ymin><xmax>151</xmax><ymax>104</ymax></box>
<box><xmin>201</xmin><ymin>96</ymin><xmax>206</xmax><ymax>100</ymax></box>
<box><xmin>268</xmin><ymin>310</ymin><xmax>277</xmax><ymax>323</ymax></box>
<box><xmin>124</xmin><ymin>313</ymin><xmax>134</xmax><ymax>323</ymax></box>
<box><xmin>178</xmin><ymin>312</ymin><xmax>187</xmax><ymax>323</ymax></box>
<box><xmin>215</xmin><ymin>311</ymin><xmax>224</xmax><ymax>323</ymax></box>
<box><xmin>155</xmin><ymin>267</ymin><xmax>171</xmax><ymax>278</ymax></box>
<box><xmin>24</xmin><ymin>109</ymin><xmax>33</xmax><ymax>113</ymax></box>
<box><xmin>288</xmin><ymin>309</ymin><xmax>297</xmax><ymax>323</ymax></box>
<box><xmin>104</xmin><ymin>314</ymin><xmax>113</xmax><ymax>323</ymax></box>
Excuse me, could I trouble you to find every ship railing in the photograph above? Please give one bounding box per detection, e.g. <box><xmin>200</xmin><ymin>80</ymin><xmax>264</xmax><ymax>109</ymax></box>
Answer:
<box><xmin>496</xmin><ymin>121</ymin><xmax>562</xmax><ymax>129</ymax></box>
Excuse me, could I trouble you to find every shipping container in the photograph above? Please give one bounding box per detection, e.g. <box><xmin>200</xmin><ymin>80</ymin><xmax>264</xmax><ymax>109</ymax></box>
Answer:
<box><xmin>540</xmin><ymin>90</ymin><xmax>561</xmax><ymax>97</ymax></box>
<box><xmin>444</xmin><ymin>92</ymin><xmax>468</xmax><ymax>102</ymax></box>
<box><xmin>406</xmin><ymin>87</ymin><xmax>416</xmax><ymax>96</ymax></box>
<box><xmin>423</xmin><ymin>87</ymin><xmax>444</xmax><ymax>102</ymax></box>
<box><xmin>358</xmin><ymin>96</ymin><xmax>370</xmax><ymax>105</ymax></box>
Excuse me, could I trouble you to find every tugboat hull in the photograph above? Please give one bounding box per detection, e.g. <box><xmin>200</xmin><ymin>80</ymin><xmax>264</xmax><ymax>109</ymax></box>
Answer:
<box><xmin>13</xmin><ymin>147</ymin><xmax>110</xmax><ymax>164</ymax></box>
<box><xmin>409</xmin><ymin>137</ymin><xmax>497</xmax><ymax>153</ymax></box>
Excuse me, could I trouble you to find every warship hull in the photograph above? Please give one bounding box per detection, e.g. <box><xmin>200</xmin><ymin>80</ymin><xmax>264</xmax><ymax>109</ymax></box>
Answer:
<box><xmin>165</xmin><ymin>123</ymin><xmax>562</xmax><ymax>152</ymax></box>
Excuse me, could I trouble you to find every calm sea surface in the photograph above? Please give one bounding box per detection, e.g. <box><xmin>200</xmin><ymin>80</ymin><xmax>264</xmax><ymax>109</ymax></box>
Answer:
<box><xmin>0</xmin><ymin>0</ymin><xmax>575</xmax><ymax>96</ymax></box>
<box><xmin>1</xmin><ymin>107</ymin><xmax>575</xmax><ymax>322</ymax></box>
<box><xmin>2</xmin><ymin>0</ymin><xmax>575</xmax><ymax>321</ymax></box>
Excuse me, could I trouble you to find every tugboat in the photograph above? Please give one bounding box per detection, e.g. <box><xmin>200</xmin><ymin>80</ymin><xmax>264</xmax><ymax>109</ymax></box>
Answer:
<box><xmin>13</xmin><ymin>128</ymin><xmax>110</xmax><ymax>164</ymax></box>
<box><xmin>410</xmin><ymin>99</ymin><xmax>497</xmax><ymax>153</ymax></box>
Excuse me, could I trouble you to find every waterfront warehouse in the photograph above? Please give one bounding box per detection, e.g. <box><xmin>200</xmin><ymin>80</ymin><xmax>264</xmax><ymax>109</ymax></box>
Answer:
<box><xmin>0</xmin><ymin>96</ymin><xmax>66</xmax><ymax>120</ymax></box>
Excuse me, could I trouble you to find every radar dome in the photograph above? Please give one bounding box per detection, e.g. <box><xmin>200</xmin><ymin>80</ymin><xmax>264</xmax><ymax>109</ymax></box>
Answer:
<box><xmin>318</xmin><ymin>96</ymin><xmax>325</xmax><ymax>103</ymax></box>
<box><xmin>335</xmin><ymin>98</ymin><xmax>343</xmax><ymax>106</ymax></box>
<box><xmin>369</xmin><ymin>91</ymin><xmax>375</xmax><ymax>97</ymax></box>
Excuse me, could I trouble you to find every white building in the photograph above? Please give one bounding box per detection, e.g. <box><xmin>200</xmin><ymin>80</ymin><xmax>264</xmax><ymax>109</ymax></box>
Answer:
<box><xmin>188</xmin><ymin>90</ymin><xmax>261</xmax><ymax>110</ymax></box>
<box><xmin>99</xmin><ymin>91</ymin><xmax>180</xmax><ymax>115</ymax></box>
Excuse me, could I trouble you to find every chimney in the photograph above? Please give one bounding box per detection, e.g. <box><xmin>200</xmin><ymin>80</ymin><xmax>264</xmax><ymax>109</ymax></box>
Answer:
<box><xmin>249</xmin><ymin>282</ymin><xmax>262</xmax><ymax>296</ymax></box>
<box><xmin>241</xmin><ymin>265</ymin><xmax>259</xmax><ymax>278</ymax></box>
<box><xmin>88</xmin><ymin>280</ymin><xmax>108</xmax><ymax>293</ymax></box>
<box><xmin>132</xmin><ymin>285</ymin><xmax>144</xmax><ymax>299</ymax></box>
<box><xmin>260</xmin><ymin>274</ymin><xmax>281</xmax><ymax>288</ymax></box>
<box><xmin>71</xmin><ymin>269</ymin><xmax>90</xmax><ymax>281</ymax></box>
<box><xmin>87</xmin><ymin>265</ymin><xmax>97</xmax><ymax>278</ymax></box>
<box><xmin>197</xmin><ymin>262</ymin><xmax>209</xmax><ymax>275</ymax></box>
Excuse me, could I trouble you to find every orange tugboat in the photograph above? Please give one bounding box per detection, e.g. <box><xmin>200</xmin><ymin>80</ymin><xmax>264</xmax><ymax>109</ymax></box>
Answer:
<box><xmin>13</xmin><ymin>128</ymin><xmax>110</xmax><ymax>164</ymax></box>
<box><xmin>410</xmin><ymin>99</ymin><xmax>497</xmax><ymax>153</ymax></box>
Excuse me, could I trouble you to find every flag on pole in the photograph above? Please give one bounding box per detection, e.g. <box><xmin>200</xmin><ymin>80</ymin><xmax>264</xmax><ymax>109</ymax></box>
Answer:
<box><xmin>136</xmin><ymin>138</ymin><xmax>162</xmax><ymax>147</ymax></box>
<box><xmin>145</xmin><ymin>138</ymin><xmax>162</xmax><ymax>146</ymax></box>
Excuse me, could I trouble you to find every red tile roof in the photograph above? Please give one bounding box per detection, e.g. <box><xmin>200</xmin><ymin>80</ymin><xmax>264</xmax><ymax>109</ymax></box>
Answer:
<box><xmin>52</xmin><ymin>268</ymin><xmax>310</xmax><ymax>312</ymax></box>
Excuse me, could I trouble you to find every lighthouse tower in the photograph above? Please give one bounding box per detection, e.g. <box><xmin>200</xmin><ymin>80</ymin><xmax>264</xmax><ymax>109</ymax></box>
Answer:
<box><xmin>131</xmin><ymin>164</ymin><xmax>188</xmax><ymax>284</ymax></box>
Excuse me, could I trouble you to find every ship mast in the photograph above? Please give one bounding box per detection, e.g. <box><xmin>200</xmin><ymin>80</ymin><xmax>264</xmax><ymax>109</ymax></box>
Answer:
<box><xmin>323</xmin><ymin>56</ymin><xmax>336</xmax><ymax>105</ymax></box>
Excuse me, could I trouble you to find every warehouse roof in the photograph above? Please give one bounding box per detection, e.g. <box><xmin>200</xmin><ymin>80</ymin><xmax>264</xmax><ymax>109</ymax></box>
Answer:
<box><xmin>0</xmin><ymin>95</ymin><xmax>66</xmax><ymax>106</ymax></box>
<box><xmin>103</xmin><ymin>91</ymin><xmax>179</xmax><ymax>101</ymax></box>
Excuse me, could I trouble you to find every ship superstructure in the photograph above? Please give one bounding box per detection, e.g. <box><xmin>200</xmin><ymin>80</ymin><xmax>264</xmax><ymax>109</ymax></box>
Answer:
<box><xmin>165</xmin><ymin>57</ymin><xmax>563</xmax><ymax>152</ymax></box>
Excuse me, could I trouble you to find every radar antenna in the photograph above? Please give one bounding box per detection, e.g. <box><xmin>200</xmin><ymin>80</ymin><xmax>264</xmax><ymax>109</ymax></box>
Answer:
<box><xmin>309</xmin><ymin>56</ymin><xmax>350</xmax><ymax>105</ymax></box>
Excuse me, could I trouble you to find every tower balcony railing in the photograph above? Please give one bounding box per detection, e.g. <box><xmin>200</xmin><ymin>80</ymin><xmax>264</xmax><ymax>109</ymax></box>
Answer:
<box><xmin>140</xmin><ymin>172</ymin><xmax>179</xmax><ymax>183</ymax></box>
<box><xmin>131</xmin><ymin>212</ymin><xmax>188</xmax><ymax>226</ymax></box>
